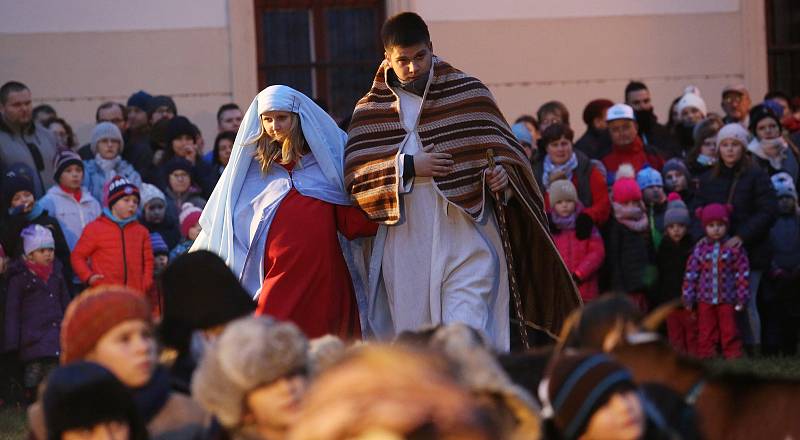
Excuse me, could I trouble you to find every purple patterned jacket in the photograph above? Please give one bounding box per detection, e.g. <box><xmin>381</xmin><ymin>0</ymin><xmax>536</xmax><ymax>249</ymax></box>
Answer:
<box><xmin>682</xmin><ymin>237</ymin><xmax>750</xmax><ymax>306</ymax></box>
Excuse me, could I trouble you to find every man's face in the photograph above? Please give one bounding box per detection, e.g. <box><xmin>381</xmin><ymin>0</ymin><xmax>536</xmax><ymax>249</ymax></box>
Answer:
<box><xmin>721</xmin><ymin>91</ymin><xmax>751</xmax><ymax>122</ymax></box>
<box><xmin>98</xmin><ymin>105</ymin><xmax>127</xmax><ymax>133</ymax></box>
<box><xmin>1</xmin><ymin>89</ymin><xmax>33</xmax><ymax>126</ymax></box>
<box><xmin>608</xmin><ymin>119</ymin><xmax>638</xmax><ymax>146</ymax></box>
<box><xmin>127</xmin><ymin>106</ymin><xmax>149</xmax><ymax>131</ymax></box>
<box><xmin>218</xmin><ymin>108</ymin><xmax>243</xmax><ymax>133</ymax></box>
<box><xmin>385</xmin><ymin>42</ymin><xmax>433</xmax><ymax>83</ymax></box>
<box><xmin>626</xmin><ymin>89</ymin><xmax>653</xmax><ymax>112</ymax></box>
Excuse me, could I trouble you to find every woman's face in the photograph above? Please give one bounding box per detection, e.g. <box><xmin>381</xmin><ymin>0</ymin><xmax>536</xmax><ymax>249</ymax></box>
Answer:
<box><xmin>580</xmin><ymin>390</ymin><xmax>645</xmax><ymax>440</ymax></box>
<box><xmin>85</xmin><ymin>320</ymin><xmax>156</xmax><ymax>389</ymax></box>
<box><xmin>718</xmin><ymin>138</ymin><xmax>744</xmax><ymax>167</ymax></box>
<box><xmin>244</xmin><ymin>374</ymin><xmax>307</xmax><ymax>433</ymax></box>
<box><xmin>756</xmin><ymin>117</ymin><xmax>781</xmax><ymax>141</ymax></box>
<box><xmin>700</xmin><ymin>136</ymin><xmax>717</xmax><ymax>158</ymax></box>
<box><xmin>217</xmin><ymin>138</ymin><xmax>233</xmax><ymax>166</ymax></box>
<box><xmin>49</xmin><ymin>122</ymin><xmax>69</xmax><ymax>147</ymax></box>
<box><xmin>169</xmin><ymin>170</ymin><xmax>191</xmax><ymax>194</ymax></box>
<box><xmin>546</xmin><ymin>136</ymin><xmax>573</xmax><ymax>165</ymax></box>
<box><xmin>97</xmin><ymin>138</ymin><xmax>121</xmax><ymax>160</ymax></box>
<box><xmin>681</xmin><ymin>107</ymin><xmax>704</xmax><ymax>126</ymax></box>
<box><xmin>171</xmin><ymin>135</ymin><xmax>197</xmax><ymax>163</ymax></box>
<box><xmin>261</xmin><ymin>111</ymin><xmax>294</xmax><ymax>142</ymax></box>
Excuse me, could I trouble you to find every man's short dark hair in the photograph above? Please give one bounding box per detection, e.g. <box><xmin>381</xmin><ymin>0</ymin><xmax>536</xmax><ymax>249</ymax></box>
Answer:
<box><xmin>95</xmin><ymin>101</ymin><xmax>127</xmax><ymax>122</ymax></box>
<box><xmin>381</xmin><ymin>12</ymin><xmax>430</xmax><ymax>49</ymax></box>
<box><xmin>216</xmin><ymin>103</ymin><xmax>241</xmax><ymax>123</ymax></box>
<box><xmin>33</xmin><ymin>104</ymin><xmax>56</xmax><ymax>119</ymax></box>
<box><xmin>0</xmin><ymin>81</ymin><xmax>30</xmax><ymax>105</ymax></box>
<box><xmin>624</xmin><ymin>81</ymin><xmax>648</xmax><ymax>101</ymax></box>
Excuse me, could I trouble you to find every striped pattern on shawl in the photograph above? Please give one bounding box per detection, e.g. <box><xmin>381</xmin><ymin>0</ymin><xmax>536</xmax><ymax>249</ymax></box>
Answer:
<box><xmin>344</xmin><ymin>57</ymin><xmax>582</xmax><ymax>341</ymax></box>
<box><xmin>345</xmin><ymin>57</ymin><xmax>535</xmax><ymax>224</ymax></box>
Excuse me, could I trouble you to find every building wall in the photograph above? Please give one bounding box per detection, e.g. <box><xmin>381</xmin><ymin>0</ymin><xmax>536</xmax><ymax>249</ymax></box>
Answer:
<box><xmin>1</xmin><ymin>0</ymin><xmax>767</xmax><ymax>146</ymax></box>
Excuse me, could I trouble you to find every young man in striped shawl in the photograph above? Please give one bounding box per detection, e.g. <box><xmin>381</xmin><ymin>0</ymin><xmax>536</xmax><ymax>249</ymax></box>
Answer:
<box><xmin>344</xmin><ymin>12</ymin><xmax>580</xmax><ymax>351</ymax></box>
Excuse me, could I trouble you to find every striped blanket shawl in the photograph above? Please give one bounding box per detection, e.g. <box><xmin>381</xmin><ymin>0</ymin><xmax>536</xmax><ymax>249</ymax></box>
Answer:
<box><xmin>344</xmin><ymin>57</ymin><xmax>581</xmax><ymax>340</ymax></box>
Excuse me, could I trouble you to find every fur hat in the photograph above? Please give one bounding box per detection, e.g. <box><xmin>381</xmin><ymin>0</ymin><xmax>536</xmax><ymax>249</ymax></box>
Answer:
<box><xmin>611</xmin><ymin>164</ymin><xmax>642</xmax><ymax>203</ymax></box>
<box><xmin>158</xmin><ymin>250</ymin><xmax>255</xmax><ymax>352</ymax></box>
<box><xmin>539</xmin><ymin>351</ymin><xmax>636</xmax><ymax>439</ymax></box>
<box><xmin>749</xmin><ymin>103</ymin><xmax>782</xmax><ymax>136</ymax></box>
<box><xmin>308</xmin><ymin>335</ymin><xmax>347</xmax><ymax>376</ymax></box>
<box><xmin>771</xmin><ymin>172</ymin><xmax>797</xmax><ymax>200</ymax></box>
<box><xmin>166</xmin><ymin>116</ymin><xmax>197</xmax><ymax>146</ymax></box>
<box><xmin>53</xmin><ymin>150</ymin><xmax>83</xmax><ymax>183</ymax></box>
<box><xmin>139</xmin><ymin>183</ymin><xmax>166</xmax><ymax>208</ymax></box>
<box><xmin>126</xmin><ymin>90</ymin><xmax>152</xmax><ymax>110</ymax></box>
<box><xmin>21</xmin><ymin>224</ymin><xmax>55</xmax><ymax>255</ymax></box>
<box><xmin>695</xmin><ymin>203</ymin><xmax>733</xmax><ymax>228</ymax></box>
<box><xmin>104</xmin><ymin>176</ymin><xmax>140</xmax><ymax>209</ymax></box>
<box><xmin>44</xmin><ymin>362</ymin><xmax>146</xmax><ymax>440</ymax></box>
<box><xmin>149</xmin><ymin>232</ymin><xmax>169</xmax><ymax>256</ymax></box>
<box><xmin>636</xmin><ymin>167</ymin><xmax>663</xmax><ymax>190</ymax></box>
<box><xmin>178</xmin><ymin>203</ymin><xmax>202</xmax><ymax>238</ymax></box>
<box><xmin>90</xmin><ymin>122</ymin><xmax>124</xmax><ymax>154</ymax></box>
<box><xmin>716</xmin><ymin>123</ymin><xmax>749</xmax><ymax>149</ymax></box>
<box><xmin>664</xmin><ymin>193</ymin><xmax>690</xmax><ymax>226</ymax></box>
<box><xmin>548</xmin><ymin>179</ymin><xmax>578</xmax><ymax>208</ymax></box>
<box><xmin>511</xmin><ymin>122</ymin><xmax>533</xmax><ymax>146</ymax></box>
<box><xmin>676</xmin><ymin>86</ymin><xmax>707</xmax><ymax>118</ymax></box>
<box><xmin>61</xmin><ymin>286</ymin><xmax>152</xmax><ymax>364</ymax></box>
<box><xmin>191</xmin><ymin>316</ymin><xmax>309</xmax><ymax>428</ymax></box>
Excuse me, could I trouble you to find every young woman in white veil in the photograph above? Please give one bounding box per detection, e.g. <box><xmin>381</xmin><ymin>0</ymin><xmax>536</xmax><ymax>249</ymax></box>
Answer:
<box><xmin>191</xmin><ymin>85</ymin><xmax>377</xmax><ymax>339</ymax></box>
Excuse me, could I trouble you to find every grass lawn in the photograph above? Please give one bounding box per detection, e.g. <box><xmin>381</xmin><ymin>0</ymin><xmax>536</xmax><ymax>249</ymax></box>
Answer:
<box><xmin>0</xmin><ymin>406</ymin><xmax>26</xmax><ymax>440</ymax></box>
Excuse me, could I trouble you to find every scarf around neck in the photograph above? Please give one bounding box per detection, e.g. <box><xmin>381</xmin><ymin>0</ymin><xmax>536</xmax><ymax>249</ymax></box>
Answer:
<box><xmin>543</xmin><ymin>153</ymin><xmax>579</xmax><ymax>189</ymax></box>
<box><xmin>550</xmin><ymin>203</ymin><xmax>583</xmax><ymax>231</ymax></box>
<box><xmin>613</xmin><ymin>201</ymin><xmax>649</xmax><ymax>232</ymax></box>
<box><xmin>59</xmin><ymin>184</ymin><xmax>82</xmax><ymax>202</ymax></box>
<box><xmin>132</xmin><ymin>366</ymin><xmax>171</xmax><ymax>423</ymax></box>
<box><xmin>95</xmin><ymin>154</ymin><xmax>122</xmax><ymax>180</ymax></box>
<box><xmin>748</xmin><ymin>137</ymin><xmax>788</xmax><ymax>170</ymax></box>
<box><xmin>103</xmin><ymin>207</ymin><xmax>138</xmax><ymax>227</ymax></box>
<box><xmin>25</xmin><ymin>259</ymin><xmax>53</xmax><ymax>282</ymax></box>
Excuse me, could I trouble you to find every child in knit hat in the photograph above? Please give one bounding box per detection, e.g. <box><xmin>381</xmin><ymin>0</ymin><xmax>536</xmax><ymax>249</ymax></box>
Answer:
<box><xmin>606</xmin><ymin>164</ymin><xmax>655</xmax><ymax>312</ymax></box>
<box><xmin>26</xmin><ymin>285</ymin><xmax>207</xmax><ymax>440</ymax></box>
<box><xmin>548</xmin><ymin>180</ymin><xmax>605</xmax><ymax>303</ymax></box>
<box><xmin>169</xmin><ymin>203</ymin><xmax>202</xmax><ymax>260</ymax></box>
<box><xmin>139</xmin><ymin>182</ymin><xmax>181</xmax><ymax>249</ymax></box>
<box><xmin>683</xmin><ymin>203</ymin><xmax>750</xmax><ymax>359</ymax></box>
<box><xmin>661</xmin><ymin>158</ymin><xmax>692</xmax><ymax>200</ymax></box>
<box><xmin>39</xmin><ymin>150</ymin><xmax>101</xmax><ymax>252</ymax></box>
<box><xmin>636</xmin><ymin>166</ymin><xmax>667</xmax><ymax>249</ymax></box>
<box><xmin>655</xmin><ymin>193</ymin><xmax>697</xmax><ymax>355</ymax></box>
<box><xmin>70</xmin><ymin>176</ymin><xmax>154</xmax><ymax>293</ymax></box>
<box><xmin>538</xmin><ymin>351</ymin><xmax>667</xmax><ymax>440</ymax></box>
<box><xmin>763</xmin><ymin>172</ymin><xmax>800</xmax><ymax>355</ymax></box>
<box><xmin>5</xmin><ymin>224</ymin><xmax>71</xmax><ymax>401</ymax></box>
<box><xmin>82</xmin><ymin>121</ymin><xmax>143</xmax><ymax>203</ymax></box>
<box><xmin>0</xmin><ymin>165</ymin><xmax>73</xmax><ymax>284</ymax></box>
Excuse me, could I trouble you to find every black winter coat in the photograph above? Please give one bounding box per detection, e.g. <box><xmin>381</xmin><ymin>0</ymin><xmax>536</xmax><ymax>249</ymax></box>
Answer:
<box><xmin>604</xmin><ymin>218</ymin><xmax>654</xmax><ymax>293</ymax></box>
<box><xmin>654</xmin><ymin>236</ymin><xmax>694</xmax><ymax>306</ymax></box>
<box><xmin>692</xmin><ymin>162</ymin><xmax>778</xmax><ymax>269</ymax></box>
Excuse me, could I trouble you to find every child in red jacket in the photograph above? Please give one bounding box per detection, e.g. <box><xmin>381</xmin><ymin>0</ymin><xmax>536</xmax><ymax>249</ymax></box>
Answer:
<box><xmin>548</xmin><ymin>180</ymin><xmax>605</xmax><ymax>303</ymax></box>
<box><xmin>71</xmin><ymin>176</ymin><xmax>153</xmax><ymax>293</ymax></box>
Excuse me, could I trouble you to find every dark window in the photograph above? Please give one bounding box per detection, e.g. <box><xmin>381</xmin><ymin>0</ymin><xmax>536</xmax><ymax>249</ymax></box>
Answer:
<box><xmin>766</xmin><ymin>0</ymin><xmax>800</xmax><ymax>96</ymax></box>
<box><xmin>255</xmin><ymin>0</ymin><xmax>384</xmax><ymax>122</ymax></box>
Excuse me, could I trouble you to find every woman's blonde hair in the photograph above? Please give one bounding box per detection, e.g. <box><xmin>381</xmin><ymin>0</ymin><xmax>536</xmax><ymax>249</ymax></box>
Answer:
<box><xmin>254</xmin><ymin>112</ymin><xmax>307</xmax><ymax>173</ymax></box>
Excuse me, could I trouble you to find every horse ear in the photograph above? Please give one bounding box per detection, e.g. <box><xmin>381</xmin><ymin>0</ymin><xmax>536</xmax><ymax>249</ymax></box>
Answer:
<box><xmin>641</xmin><ymin>298</ymin><xmax>681</xmax><ymax>332</ymax></box>
<box><xmin>555</xmin><ymin>307</ymin><xmax>583</xmax><ymax>353</ymax></box>
<box><xmin>602</xmin><ymin>318</ymin><xmax>626</xmax><ymax>352</ymax></box>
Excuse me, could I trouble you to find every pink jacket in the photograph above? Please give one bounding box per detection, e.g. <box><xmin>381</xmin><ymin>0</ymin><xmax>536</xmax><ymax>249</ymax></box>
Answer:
<box><xmin>552</xmin><ymin>227</ymin><xmax>605</xmax><ymax>302</ymax></box>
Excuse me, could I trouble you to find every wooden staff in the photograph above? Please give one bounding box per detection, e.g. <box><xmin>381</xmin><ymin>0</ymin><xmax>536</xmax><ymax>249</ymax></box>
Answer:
<box><xmin>486</xmin><ymin>149</ymin><xmax>530</xmax><ymax>349</ymax></box>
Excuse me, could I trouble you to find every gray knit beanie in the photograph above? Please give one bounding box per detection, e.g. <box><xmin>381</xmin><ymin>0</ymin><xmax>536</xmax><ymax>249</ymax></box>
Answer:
<box><xmin>90</xmin><ymin>122</ymin><xmax>124</xmax><ymax>154</ymax></box>
<box><xmin>190</xmin><ymin>316</ymin><xmax>309</xmax><ymax>428</ymax></box>
<box><xmin>548</xmin><ymin>179</ymin><xmax>578</xmax><ymax>208</ymax></box>
<box><xmin>664</xmin><ymin>193</ymin><xmax>690</xmax><ymax>227</ymax></box>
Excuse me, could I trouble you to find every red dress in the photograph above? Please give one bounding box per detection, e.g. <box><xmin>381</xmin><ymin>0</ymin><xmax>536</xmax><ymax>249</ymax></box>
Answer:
<box><xmin>255</xmin><ymin>163</ymin><xmax>378</xmax><ymax>339</ymax></box>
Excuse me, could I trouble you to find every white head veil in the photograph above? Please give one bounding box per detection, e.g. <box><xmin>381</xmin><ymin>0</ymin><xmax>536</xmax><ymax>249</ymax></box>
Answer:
<box><xmin>191</xmin><ymin>85</ymin><xmax>350</xmax><ymax>273</ymax></box>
